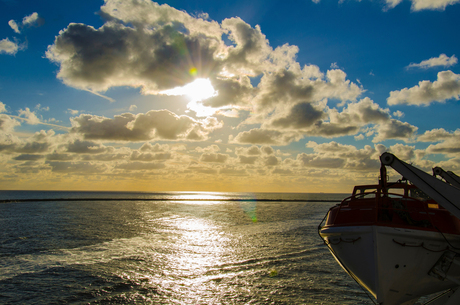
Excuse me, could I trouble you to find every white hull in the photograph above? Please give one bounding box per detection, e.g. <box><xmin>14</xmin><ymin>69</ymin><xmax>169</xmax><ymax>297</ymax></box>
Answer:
<box><xmin>320</xmin><ymin>225</ymin><xmax>460</xmax><ymax>305</ymax></box>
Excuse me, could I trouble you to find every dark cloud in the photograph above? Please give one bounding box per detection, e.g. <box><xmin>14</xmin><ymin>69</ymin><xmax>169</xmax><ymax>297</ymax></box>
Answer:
<box><xmin>270</xmin><ymin>102</ymin><xmax>325</xmax><ymax>129</ymax></box>
<box><xmin>297</xmin><ymin>153</ymin><xmax>346</xmax><ymax>169</ymax></box>
<box><xmin>46</xmin><ymin>22</ymin><xmax>219</xmax><ymax>92</ymax></box>
<box><xmin>71</xmin><ymin>110</ymin><xmax>221</xmax><ymax>142</ymax></box>
<box><xmin>46</xmin><ymin>161</ymin><xmax>107</xmax><ymax>174</ymax></box>
<box><xmin>200</xmin><ymin>152</ymin><xmax>228</xmax><ymax>163</ymax></box>
<box><xmin>115</xmin><ymin>161</ymin><xmax>165</xmax><ymax>171</ymax></box>
<box><xmin>232</xmin><ymin>128</ymin><xmax>301</xmax><ymax>145</ymax></box>
<box><xmin>238</xmin><ymin>155</ymin><xmax>258</xmax><ymax>164</ymax></box>
<box><xmin>264</xmin><ymin>155</ymin><xmax>279</xmax><ymax>166</ymax></box>
<box><xmin>316</xmin><ymin>122</ymin><xmax>360</xmax><ymax>137</ymax></box>
<box><xmin>130</xmin><ymin>151</ymin><xmax>172</xmax><ymax>161</ymax></box>
<box><xmin>373</xmin><ymin>119</ymin><xmax>418</xmax><ymax>142</ymax></box>
<box><xmin>13</xmin><ymin>154</ymin><xmax>44</xmax><ymax>161</ymax></box>
<box><xmin>66</xmin><ymin>139</ymin><xmax>109</xmax><ymax>154</ymax></box>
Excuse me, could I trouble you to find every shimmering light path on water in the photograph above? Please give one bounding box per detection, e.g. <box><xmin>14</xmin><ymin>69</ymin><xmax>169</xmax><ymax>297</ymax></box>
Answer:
<box><xmin>0</xmin><ymin>191</ymin><xmax>374</xmax><ymax>304</ymax></box>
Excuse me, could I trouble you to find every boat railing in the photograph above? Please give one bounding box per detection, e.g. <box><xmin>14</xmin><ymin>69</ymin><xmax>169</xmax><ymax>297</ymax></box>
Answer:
<box><xmin>325</xmin><ymin>190</ymin><xmax>441</xmax><ymax>230</ymax></box>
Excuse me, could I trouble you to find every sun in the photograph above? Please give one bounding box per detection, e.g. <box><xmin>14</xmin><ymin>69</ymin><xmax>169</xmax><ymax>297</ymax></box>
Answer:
<box><xmin>160</xmin><ymin>78</ymin><xmax>218</xmax><ymax>117</ymax></box>
<box><xmin>160</xmin><ymin>78</ymin><xmax>217</xmax><ymax>102</ymax></box>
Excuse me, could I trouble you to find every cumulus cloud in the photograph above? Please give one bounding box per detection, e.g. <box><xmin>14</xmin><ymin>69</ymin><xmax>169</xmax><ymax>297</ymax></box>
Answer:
<box><xmin>0</xmin><ymin>38</ymin><xmax>19</xmax><ymax>55</ymax></box>
<box><xmin>18</xmin><ymin>108</ymin><xmax>41</xmax><ymax>125</ymax></box>
<box><xmin>231</xmin><ymin>128</ymin><xmax>302</xmax><ymax>145</ymax></box>
<box><xmin>372</xmin><ymin>119</ymin><xmax>418</xmax><ymax>143</ymax></box>
<box><xmin>415</xmin><ymin>129</ymin><xmax>460</xmax><ymax>156</ymax></box>
<box><xmin>238</xmin><ymin>155</ymin><xmax>258</xmax><ymax>164</ymax></box>
<box><xmin>130</xmin><ymin>150</ymin><xmax>171</xmax><ymax>161</ymax></box>
<box><xmin>408</xmin><ymin>0</ymin><xmax>460</xmax><ymax>10</ymax></box>
<box><xmin>115</xmin><ymin>161</ymin><xmax>165</xmax><ymax>171</ymax></box>
<box><xmin>417</xmin><ymin>128</ymin><xmax>454</xmax><ymax>142</ymax></box>
<box><xmin>65</xmin><ymin>139</ymin><xmax>109</xmax><ymax>154</ymax></box>
<box><xmin>0</xmin><ymin>129</ymin><xmax>57</xmax><ymax>155</ymax></box>
<box><xmin>407</xmin><ymin>54</ymin><xmax>457</xmax><ymax>69</ymax></box>
<box><xmin>46</xmin><ymin>161</ymin><xmax>108</xmax><ymax>174</ymax></box>
<box><xmin>387</xmin><ymin>143</ymin><xmax>416</xmax><ymax>161</ymax></box>
<box><xmin>200</xmin><ymin>152</ymin><xmax>229</xmax><ymax>163</ymax></box>
<box><xmin>70</xmin><ymin>110</ymin><xmax>222</xmax><ymax>142</ymax></box>
<box><xmin>233</xmin><ymin>96</ymin><xmax>409</xmax><ymax>145</ymax></box>
<box><xmin>46</xmin><ymin>0</ymin><xmax>231</xmax><ymax>93</ymax></box>
<box><xmin>45</xmin><ymin>0</ymin><xmax>362</xmax><ymax>121</ymax></box>
<box><xmin>387</xmin><ymin>71</ymin><xmax>460</xmax><ymax>106</ymax></box>
<box><xmin>300</xmin><ymin>141</ymin><xmax>383</xmax><ymax>170</ymax></box>
<box><xmin>270</xmin><ymin>102</ymin><xmax>326</xmax><ymax>129</ymax></box>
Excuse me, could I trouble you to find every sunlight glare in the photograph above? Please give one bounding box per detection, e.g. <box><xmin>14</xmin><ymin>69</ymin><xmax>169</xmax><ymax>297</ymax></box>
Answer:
<box><xmin>161</xmin><ymin>78</ymin><xmax>217</xmax><ymax>103</ymax></box>
<box><xmin>160</xmin><ymin>78</ymin><xmax>218</xmax><ymax>117</ymax></box>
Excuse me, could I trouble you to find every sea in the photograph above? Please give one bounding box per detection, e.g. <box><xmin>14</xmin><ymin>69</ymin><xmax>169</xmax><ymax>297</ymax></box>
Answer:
<box><xmin>0</xmin><ymin>191</ymin><xmax>378</xmax><ymax>305</ymax></box>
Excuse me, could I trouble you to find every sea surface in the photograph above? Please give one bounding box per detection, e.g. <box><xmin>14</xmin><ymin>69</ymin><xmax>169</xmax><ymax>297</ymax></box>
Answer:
<box><xmin>0</xmin><ymin>191</ymin><xmax>378</xmax><ymax>304</ymax></box>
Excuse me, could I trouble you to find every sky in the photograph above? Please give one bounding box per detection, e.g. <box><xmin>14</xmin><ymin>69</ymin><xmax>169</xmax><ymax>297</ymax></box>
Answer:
<box><xmin>0</xmin><ymin>0</ymin><xmax>460</xmax><ymax>193</ymax></box>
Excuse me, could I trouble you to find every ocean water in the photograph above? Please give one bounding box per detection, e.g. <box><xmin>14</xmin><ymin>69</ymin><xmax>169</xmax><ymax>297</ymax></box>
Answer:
<box><xmin>0</xmin><ymin>191</ymin><xmax>375</xmax><ymax>304</ymax></box>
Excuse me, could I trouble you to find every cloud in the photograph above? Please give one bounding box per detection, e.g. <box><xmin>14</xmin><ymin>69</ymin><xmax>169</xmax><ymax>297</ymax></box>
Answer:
<box><xmin>18</xmin><ymin>108</ymin><xmax>41</xmax><ymax>124</ymax></box>
<box><xmin>200</xmin><ymin>152</ymin><xmax>229</xmax><ymax>163</ymax></box>
<box><xmin>46</xmin><ymin>1</ymin><xmax>224</xmax><ymax>93</ymax></box>
<box><xmin>115</xmin><ymin>161</ymin><xmax>165</xmax><ymax>171</ymax></box>
<box><xmin>8</xmin><ymin>20</ymin><xmax>20</xmax><ymax>33</ymax></box>
<box><xmin>130</xmin><ymin>150</ymin><xmax>172</xmax><ymax>161</ymax></box>
<box><xmin>45</xmin><ymin>0</ymin><xmax>362</xmax><ymax>122</ymax></box>
<box><xmin>67</xmin><ymin>109</ymin><xmax>80</xmax><ymax>115</ymax></box>
<box><xmin>319</xmin><ymin>0</ymin><xmax>460</xmax><ymax>11</ymax></box>
<box><xmin>65</xmin><ymin>139</ymin><xmax>109</xmax><ymax>154</ymax></box>
<box><xmin>416</xmin><ymin>129</ymin><xmax>460</xmax><ymax>156</ymax></box>
<box><xmin>387</xmin><ymin>143</ymin><xmax>415</xmax><ymax>161</ymax></box>
<box><xmin>408</xmin><ymin>0</ymin><xmax>460</xmax><ymax>10</ymax></box>
<box><xmin>0</xmin><ymin>38</ymin><xmax>19</xmax><ymax>55</ymax></box>
<box><xmin>264</xmin><ymin>155</ymin><xmax>279</xmax><ymax>166</ymax></box>
<box><xmin>372</xmin><ymin>119</ymin><xmax>418</xmax><ymax>142</ymax></box>
<box><xmin>8</xmin><ymin>12</ymin><xmax>44</xmax><ymax>35</ymax></box>
<box><xmin>417</xmin><ymin>128</ymin><xmax>454</xmax><ymax>142</ymax></box>
<box><xmin>269</xmin><ymin>102</ymin><xmax>326</xmax><ymax>129</ymax></box>
<box><xmin>379</xmin><ymin>0</ymin><xmax>460</xmax><ymax>10</ymax></box>
<box><xmin>384</xmin><ymin>0</ymin><xmax>404</xmax><ymax>10</ymax></box>
<box><xmin>139</xmin><ymin>142</ymin><xmax>171</xmax><ymax>152</ymax></box>
<box><xmin>407</xmin><ymin>54</ymin><xmax>457</xmax><ymax>69</ymax></box>
<box><xmin>231</xmin><ymin>128</ymin><xmax>301</xmax><ymax>145</ymax></box>
<box><xmin>297</xmin><ymin>153</ymin><xmax>345</xmax><ymax>169</ymax></box>
<box><xmin>238</xmin><ymin>155</ymin><xmax>258</xmax><ymax>164</ymax></box>
<box><xmin>232</xmin><ymin>96</ymin><xmax>408</xmax><ymax>145</ymax></box>
<box><xmin>0</xmin><ymin>129</ymin><xmax>58</xmax><ymax>155</ymax></box>
<box><xmin>0</xmin><ymin>114</ymin><xmax>20</xmax><ymax>133</ymax></box>
<box><xmin>46</xmin><ymin>161</ymin><xmax>108</xmax><ymax>174</ymax></box>
<box><xmin>13</xmin><ymin>154</ymin><xmax>44</xmax><ymax>161</ymax></box>
<box><xmin>300</xmin><ymin>141</ymin><xmax>383</xmax><ymax>170</ymax></box>
<box><xmin>387</xmin><ymin>70</ymin><xmax>460</xmax><ymax>106</ymax></box>
<box><xmin>71</xmin><ymin>110</ymin><xmax>222</xmax><ymax>142</ymax></box>
<box><xmin>22</xmin><ymin>12</ymin><xmax>44</xmax><ymax>27</ymax></box>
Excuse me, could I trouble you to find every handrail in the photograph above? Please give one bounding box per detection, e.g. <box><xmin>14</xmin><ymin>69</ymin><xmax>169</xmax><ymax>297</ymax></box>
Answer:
<box><xmin>326</xmin><ymin>190</ymin><xmax>438</xmax><ymax>229</ymax></box>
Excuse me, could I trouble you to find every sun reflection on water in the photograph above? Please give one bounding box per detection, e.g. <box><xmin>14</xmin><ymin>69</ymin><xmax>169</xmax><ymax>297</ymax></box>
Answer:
<box><xmin>149</xmin><ymin>214</ymin><xmax>234</xmax><ymax>301</ymax></box>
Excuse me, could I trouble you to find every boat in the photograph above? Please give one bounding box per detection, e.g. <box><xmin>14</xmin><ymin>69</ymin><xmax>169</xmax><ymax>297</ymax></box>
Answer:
<box><xmin>319</xmin><ymin>153</ymin><xmax>460</xmax><ymax>305</ymax></box>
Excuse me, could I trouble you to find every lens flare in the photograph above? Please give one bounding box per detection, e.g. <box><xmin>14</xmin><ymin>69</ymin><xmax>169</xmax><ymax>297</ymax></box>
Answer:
<box><xmin>189</xmin><ymin>67</ymin><xmax>198</xmax><ymax>76</ymax></box>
